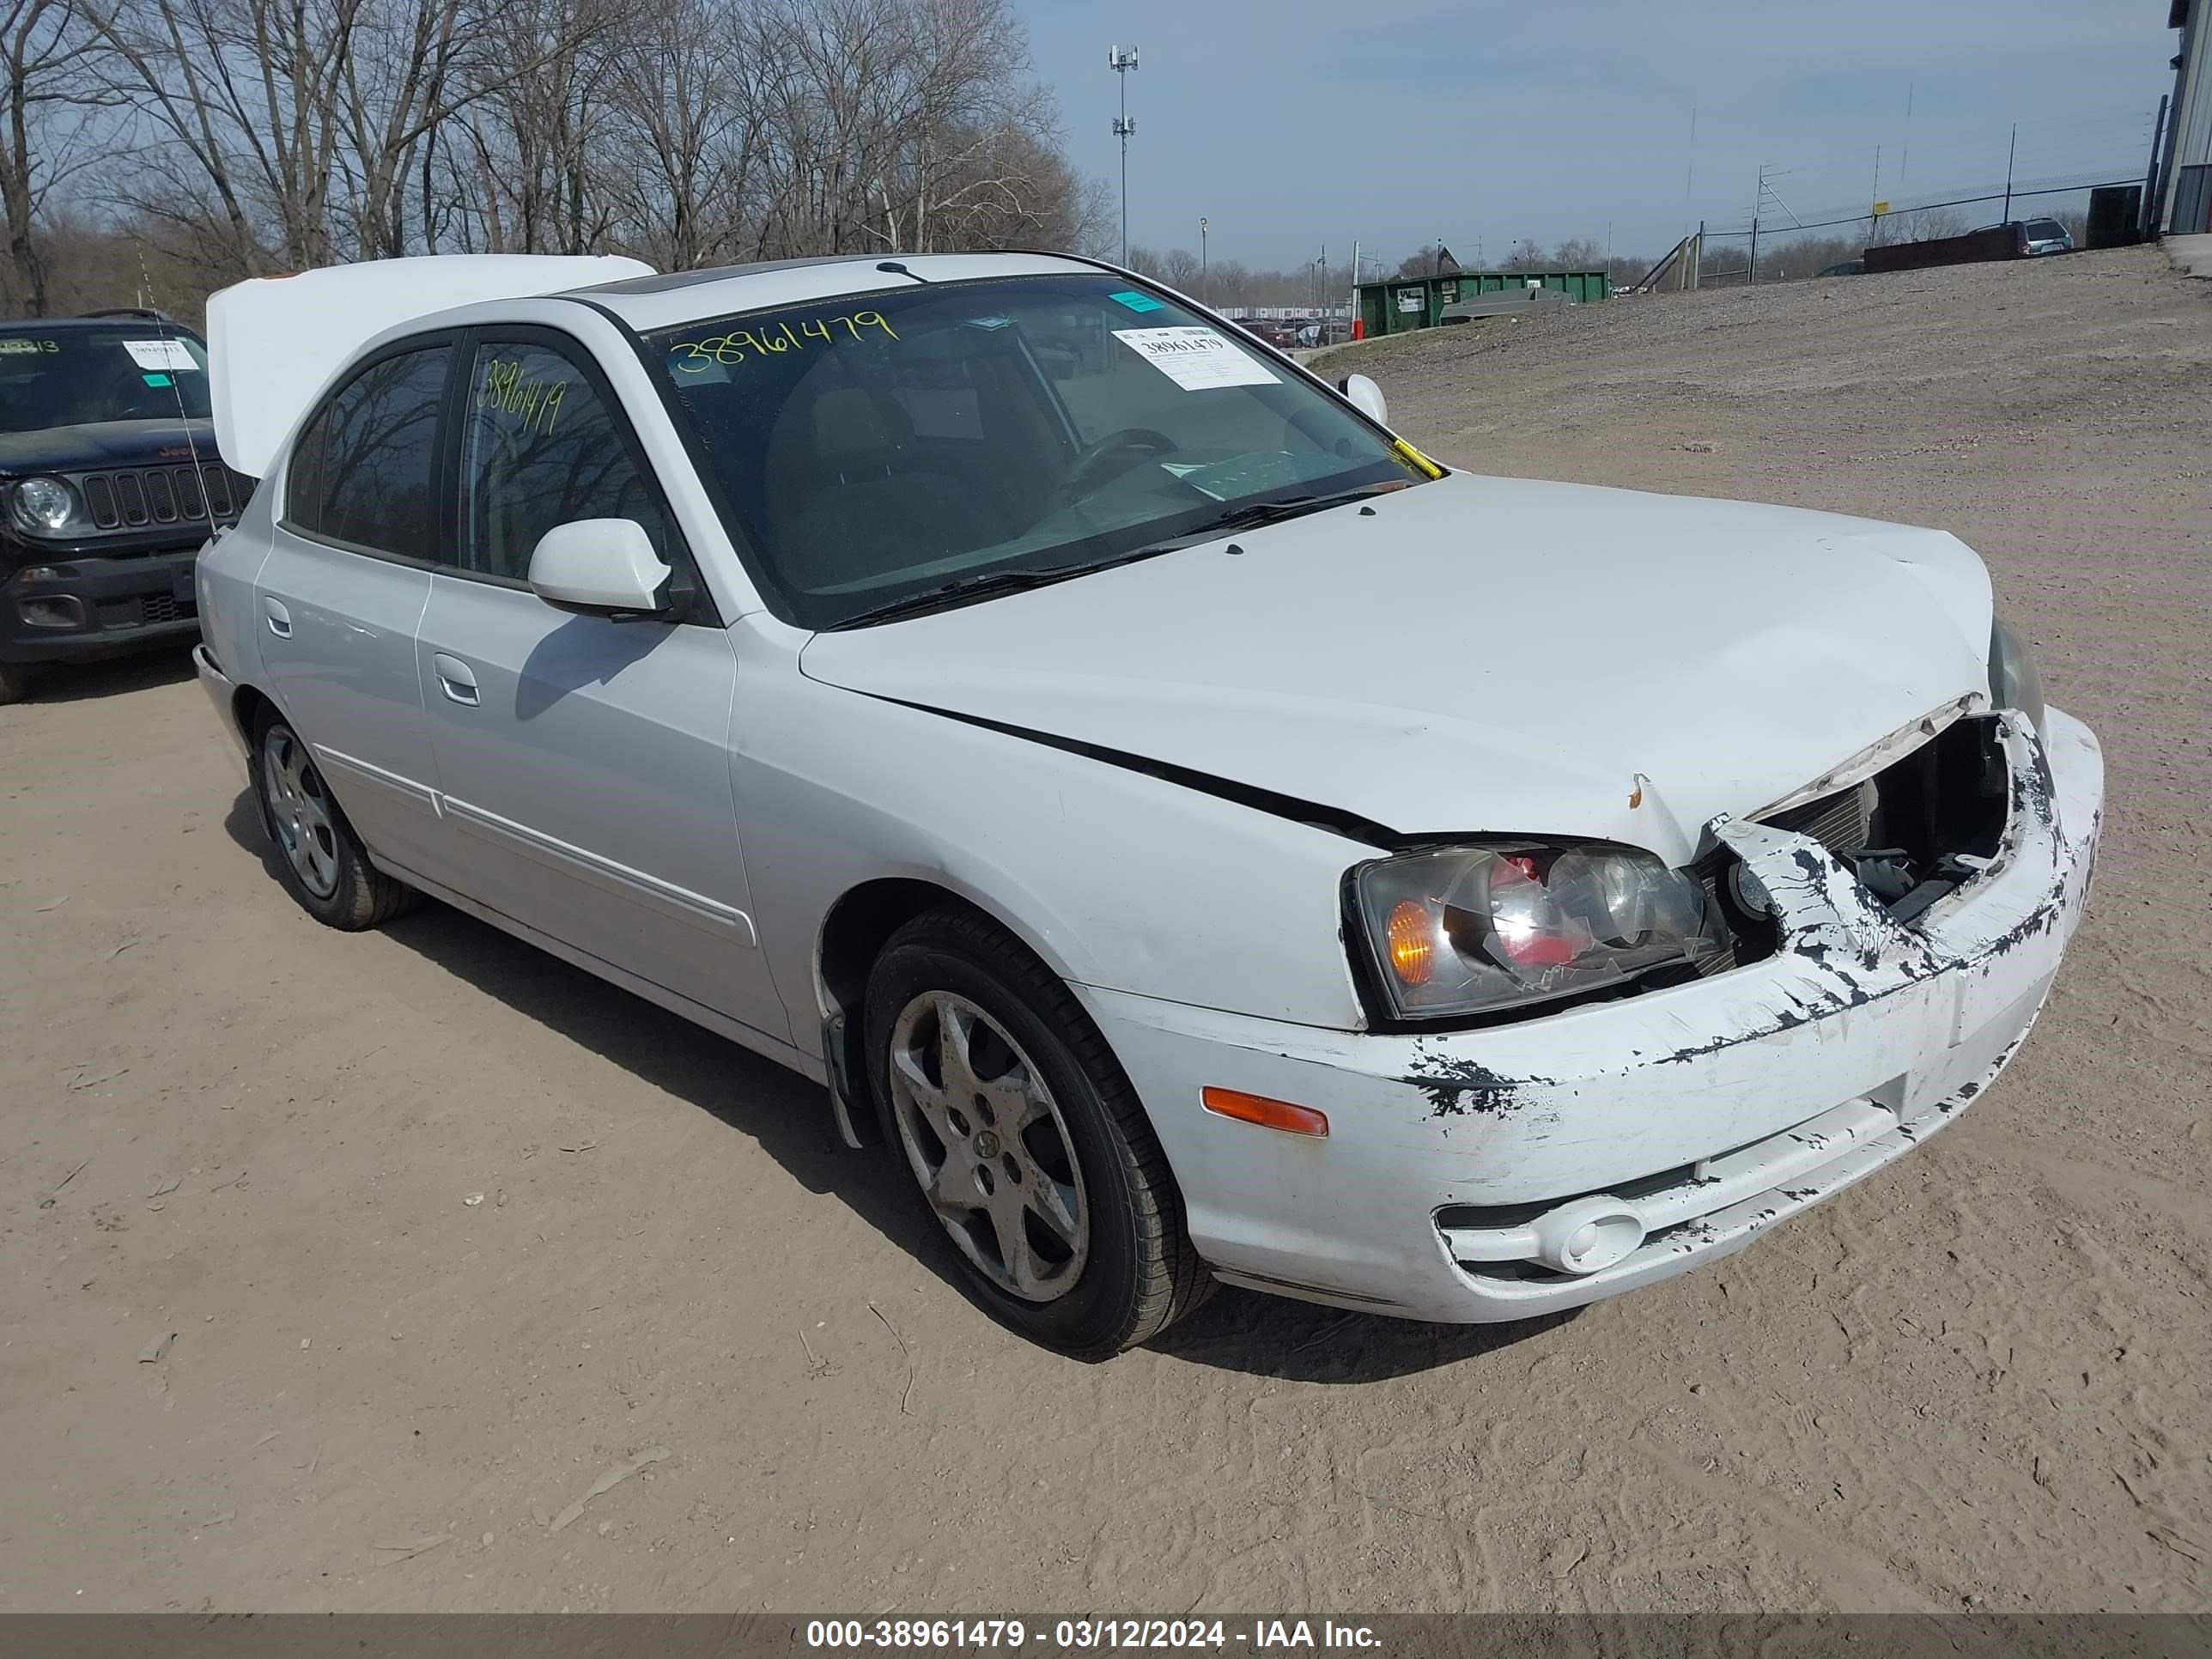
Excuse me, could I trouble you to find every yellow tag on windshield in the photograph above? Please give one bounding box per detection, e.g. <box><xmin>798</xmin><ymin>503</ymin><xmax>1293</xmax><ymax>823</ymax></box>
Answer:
<box><xmin>1393</xmin><ymin>438</ymin><xmax>1445</xmax><ymax>479</ymax></box>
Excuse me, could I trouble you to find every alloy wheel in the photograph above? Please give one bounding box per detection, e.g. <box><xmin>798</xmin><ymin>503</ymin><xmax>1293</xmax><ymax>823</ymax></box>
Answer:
<box><xmin>262</xmin><ymin>726</ymin><xmax>341</xmax><ymax>899</ymax></box>
<box><xmin>886</xmin><ymin>990</ymin><xmax>1091</xmax><ymax>1303</ymax></box>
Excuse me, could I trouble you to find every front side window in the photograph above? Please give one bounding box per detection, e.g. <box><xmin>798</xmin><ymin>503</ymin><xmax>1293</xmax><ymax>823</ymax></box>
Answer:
<box><xmin>288</xmin><ymin>345</ymin><xmax>450</xmax><ymax>557</ymax></box>
<box><xmin>458</xmin><ymin>341</ymin><xmax>674</xmax><ymax>583</ymax></box>
<box><xmin>647</xmin><ymin>274</ymin><xmax>1425</xmax><ymax>628</ymax></box>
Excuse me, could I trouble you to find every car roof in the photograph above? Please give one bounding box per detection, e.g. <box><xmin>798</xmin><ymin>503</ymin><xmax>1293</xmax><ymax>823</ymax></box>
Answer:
<box><xmin>0</xmin><ymin>315</ymin><xmax>204</xmax><ymax>338</ymax></box>
<box><xmin>563</xmin><ymin>250</ymin><xmax>1112</xmax><ymax>334</ymax></box>
<box><xmin>201</xmin><ymin>250</ymin><xmax>1125</xmax><ymax>476</ymax></box>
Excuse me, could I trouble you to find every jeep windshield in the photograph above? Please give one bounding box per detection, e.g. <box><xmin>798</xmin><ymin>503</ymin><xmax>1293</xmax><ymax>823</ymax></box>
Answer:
<box><xmin>647</xmin><ymin>273</ymin><xmax>1428</xmax><ymax>629</ymax></box>
<box><xmin>0</xmin><ymin>327</ymin><xmax>211</xmax><ymax>434</ymax></box>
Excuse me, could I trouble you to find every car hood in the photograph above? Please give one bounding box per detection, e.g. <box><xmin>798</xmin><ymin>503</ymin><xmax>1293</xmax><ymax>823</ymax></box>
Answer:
<box><xmin>799</xmin><ymin>471</ymin><xmax>1995</xmax><ymax>865</ymax></box>
<box><xmin>0</xmin><ymin>418</ymin><xmax>219</xmax><ymax>474</ymax></box>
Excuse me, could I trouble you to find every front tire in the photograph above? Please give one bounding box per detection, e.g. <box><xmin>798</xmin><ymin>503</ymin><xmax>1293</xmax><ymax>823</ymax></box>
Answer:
<box><xmin>0</xmin><ymin>660</ymin><xmax>30</xmax><ymax>706</ymax></box>
<box><xmin>251</xmin><ymin>711</ymin><xmax>416</xmax><ymax>930</ymax></box>
<box><xmin>865</xmin><ymin>909</ymin><xmax>1211</xmax><ymax>1358</ymax></box>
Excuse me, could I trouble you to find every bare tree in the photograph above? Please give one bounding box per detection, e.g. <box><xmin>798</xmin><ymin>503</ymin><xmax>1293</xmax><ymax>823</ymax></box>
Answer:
<box><xmin>1900</xmin><ymin>206</ymin><xmax>1967</xmax><ymax>243</ymax></box>
<box><xmin>40</xmin><ymin>0</ymin><xmax>1107</xmax><ymax>307</ymax></box>
<box><xmin>599</xmin><ymin>0</ymin><xmax>753</xmax><ymax>267</ymax></box>
<box><xmin>1</xmin><ymin>0</ymin><xmax>117</xmax><ymax>310</ymax></box>
<box><xmin>1393</xmin><ymin>242</ymin><xmax>1454</xmax><ymax>278</ymax></box>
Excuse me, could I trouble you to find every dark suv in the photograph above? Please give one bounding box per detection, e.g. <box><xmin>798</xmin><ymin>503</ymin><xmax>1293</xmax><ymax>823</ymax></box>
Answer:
<box><xmin>0</xmin><ymin>312</ymin><xmax>255</xmax><ymax>702</ymax></box>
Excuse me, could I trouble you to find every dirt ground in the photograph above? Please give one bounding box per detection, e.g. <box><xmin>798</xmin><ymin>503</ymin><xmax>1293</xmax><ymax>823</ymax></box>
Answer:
<box><xmin>3</xmin><ymin>245</ymin><xmax>2208</xmax><ymax>1614</ymax></box>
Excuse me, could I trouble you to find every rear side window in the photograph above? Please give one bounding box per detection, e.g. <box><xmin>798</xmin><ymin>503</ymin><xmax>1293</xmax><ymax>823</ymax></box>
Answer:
<box><xmin>288</xmin><ymin>345</ymin><xmax>450</xmax><ymax>557</ymax></box>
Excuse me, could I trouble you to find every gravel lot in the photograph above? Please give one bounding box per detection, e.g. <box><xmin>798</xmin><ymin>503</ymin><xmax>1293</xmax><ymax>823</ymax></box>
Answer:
<box><xmin>3</xmin><ymin>245</ymin><xmax>2208</xmax><ymax>1613</ymax></box>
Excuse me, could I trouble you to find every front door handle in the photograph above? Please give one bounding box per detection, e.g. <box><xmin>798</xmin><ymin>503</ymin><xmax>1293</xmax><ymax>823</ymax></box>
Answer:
<box><xmin>432</xmin><ymin>652</ymin><xmax>480</xmax><ymax>708</ymax></box>
<box><xmin>262</xmin><ymin>598</ymin><xmax>292</xmax><ymax>639</ymax></box>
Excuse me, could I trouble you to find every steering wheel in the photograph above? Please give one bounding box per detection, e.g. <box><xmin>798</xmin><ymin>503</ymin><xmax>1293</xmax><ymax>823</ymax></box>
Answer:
<box><xmin>1059</xmin><ymin>427</ymin><xmax>1177</xmax><ymax>499</ymax></box>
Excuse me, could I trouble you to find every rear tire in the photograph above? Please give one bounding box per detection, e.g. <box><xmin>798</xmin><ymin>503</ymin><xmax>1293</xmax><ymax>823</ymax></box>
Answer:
<box><xmin>250</xmin><ymin>709</ymin><xmax>417</xmax><ymax>930</ymax></box>
<box><xmin>865</xmin><ymin>908</ymin><xmax>1211</xmax><ymax>1358</ymax></box>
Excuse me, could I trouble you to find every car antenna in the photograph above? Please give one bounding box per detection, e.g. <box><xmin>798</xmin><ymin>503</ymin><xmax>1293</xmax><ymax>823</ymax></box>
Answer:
<box><xmin>133</xmin><ymin>246</ymin><xmax>225</xmax><ymax>543</ymax></box>
<box><xmin>876</xmin><ymin>260</ymin><xmax>928</xmax><ymax>283</ymax></box>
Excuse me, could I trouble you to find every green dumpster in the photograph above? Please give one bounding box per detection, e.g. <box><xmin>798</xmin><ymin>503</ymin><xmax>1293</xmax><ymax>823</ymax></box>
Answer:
<box><xmin>1355</xmin><ymin>269</ymin><xmax>1608</xmax><ymax>335</ymax></box>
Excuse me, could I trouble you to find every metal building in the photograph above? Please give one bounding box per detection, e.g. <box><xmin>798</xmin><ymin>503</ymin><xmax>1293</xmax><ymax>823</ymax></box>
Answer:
<box><xmin>2162</xmin><ymin>0</ymin><xmax>2212</xmax><ymax>234</ymax></box>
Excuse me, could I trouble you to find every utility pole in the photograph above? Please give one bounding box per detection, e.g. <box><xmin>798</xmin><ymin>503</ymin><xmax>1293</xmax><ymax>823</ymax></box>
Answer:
<box><xmin>1199</xmin><ymin>216</ymin><xmax>1208</xmax><ymax>301</ymax></box>
<box><xmin>1899</xmin><ymin>80</ymin><xmax>1914</xmax><ymax>197</ymax></box>
<box><xmin>2143</xmin><ymin>94</ymin><xmax>2171</xmax><ymax>240</ymax></box>
<box><xmin>1109</xmin><ymin>46</ymin><xmax>1139</xmax><ymax>264</ymax></box>
<box><xmin>1685</xmin><ymin>100</ymin><xmax>1697</xmax><ymax>235</ymax></box>
<box><xmin>2002</xmin><ymin>123</ymin><xmax>2017</xmax><ymax>222</ymax></box>
<box><xmin>1750</xmin><ymin>163</ymin><xmax>1762</xmax><ymax>284</ymax></box>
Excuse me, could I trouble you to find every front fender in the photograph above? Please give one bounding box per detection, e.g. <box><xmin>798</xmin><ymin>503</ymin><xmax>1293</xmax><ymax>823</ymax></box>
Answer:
<box><xmin>731</xmin><ymin>645</ymin><xmax>1376</xmax><ymax>1052</ymax></box>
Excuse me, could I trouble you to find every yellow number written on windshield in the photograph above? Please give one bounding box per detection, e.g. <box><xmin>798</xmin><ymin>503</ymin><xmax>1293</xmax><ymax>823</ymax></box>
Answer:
<box><xmin>668</xmin><ymin>311</ymin><xmax>897</xmax><ymax>374</ymax></box>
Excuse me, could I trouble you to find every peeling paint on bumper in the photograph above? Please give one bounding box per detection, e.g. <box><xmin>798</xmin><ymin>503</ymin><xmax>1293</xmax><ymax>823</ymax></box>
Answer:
<box><xmin>1081</xmin><ymin>707</ymin><xmax>2102</xmax><ymax>1324</ymax></box>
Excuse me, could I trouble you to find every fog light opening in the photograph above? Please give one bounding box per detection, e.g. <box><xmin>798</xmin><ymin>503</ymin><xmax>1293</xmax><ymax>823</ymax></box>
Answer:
<box><xmin>1531</xmin><ymin>1197</ymin><xmax>1645</xmax><ymax>1275</ymax></box>
<box><xmin>17</xmin><ymin>594</ymin><xmax>85</xmax><ymax>629</ymax></box>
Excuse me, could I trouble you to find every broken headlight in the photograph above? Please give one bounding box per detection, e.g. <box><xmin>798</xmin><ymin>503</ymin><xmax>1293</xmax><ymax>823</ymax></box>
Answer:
<box><xmin>1988</xmin><ymin>615</ymin><xmax>2045</xmax><ymax>736</ymax></box>
<box><xmin>1352</xmin><ymin>842</ymin><xmax>1728</xmax><ymax>1021</ymax></box>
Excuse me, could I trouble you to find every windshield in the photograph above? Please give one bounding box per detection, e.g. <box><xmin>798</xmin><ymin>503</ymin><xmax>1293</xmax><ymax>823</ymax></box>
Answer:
<box><xmin>647</xmin><ymin>273</ymin><xmax>1425</xmax><ymax>628</ymax></box>
<box><xmin>0</xmin><ymin>327</ymin><xmax>210</xmax><ymax>434</ymax></box>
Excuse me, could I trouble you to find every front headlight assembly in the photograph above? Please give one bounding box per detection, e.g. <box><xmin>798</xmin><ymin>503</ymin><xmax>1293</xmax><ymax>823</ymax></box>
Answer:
<box><xmin>9</xmin><ymin>477</ymin><xmax>80</xmax><ymax>536</ymax></box>
<box><xmin>1987</xmin><ymin>615</ymin><xmax>2045</xmax><ymax>736</ymax></box>
<box><xmin>1352</xmin><ymin>842</ymin><xmax>1728</xmax><ymax>1022</ymax></box>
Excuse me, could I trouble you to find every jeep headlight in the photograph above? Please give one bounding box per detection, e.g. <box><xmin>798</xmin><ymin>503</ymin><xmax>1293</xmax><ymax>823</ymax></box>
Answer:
<box><xmin>9</xmin><ymin>477</ymin><xmax>78</xmax><ymax>535</ymax></box>
<box><xmin>1988</xmin><ymin>615</ymin><xmax>2045</xmax><ymax>735</ymax></box>
<box><xmin>1352</xmin><ymin>842</ymin><xmax>1727</xmax><ymax>1021</ymax></box>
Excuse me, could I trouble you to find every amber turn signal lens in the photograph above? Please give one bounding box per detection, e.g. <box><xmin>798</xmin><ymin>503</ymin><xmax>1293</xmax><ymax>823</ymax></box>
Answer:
<box><xmin>1385</xmin><ymin>898</ymin><xmax>1436</xmax><ymax>986</ymax></box>
<box><xmin>1200</xmin><ymin>1088</ymin><xmax>1329</xmax><ymax>1138</ymax></box>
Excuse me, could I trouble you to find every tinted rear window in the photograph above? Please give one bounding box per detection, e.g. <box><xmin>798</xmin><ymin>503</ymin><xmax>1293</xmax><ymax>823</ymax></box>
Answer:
<box><xmin>288</xmin><ymin>347</ymin><xmax>450</xmax><ymax>557</ymax></box>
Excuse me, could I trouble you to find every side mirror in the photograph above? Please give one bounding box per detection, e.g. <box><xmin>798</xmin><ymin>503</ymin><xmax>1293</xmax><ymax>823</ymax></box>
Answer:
<box><xmin>1338</xmin><ymin>372</ymin><xmax>1389</xmax><ymax>427</ymax></box>
<box><xmin>527</xmin><ymin>519</ymin><xmax>672</xmax><ymax>617</ymax></box>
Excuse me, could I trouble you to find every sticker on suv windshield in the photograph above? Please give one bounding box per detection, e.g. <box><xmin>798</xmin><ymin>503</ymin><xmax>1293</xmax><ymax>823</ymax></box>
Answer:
<box><xmin>125</xmin><ymin>339</ymin><xmax>198</xmax><ymax>371</ymax></box>
<box><xmin>1112</xmin><ymin>326</ymin><xmax>1279</xmax><ymax>391</ymax></box>
<box><xmin>1108</xmin><ymin>289</ymin><xmax>1165</xmax><ymax>313</ymax></box>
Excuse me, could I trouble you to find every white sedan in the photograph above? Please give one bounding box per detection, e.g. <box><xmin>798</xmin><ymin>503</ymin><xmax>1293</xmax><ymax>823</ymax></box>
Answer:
<box><xmin>191</xmin><ymin>251</ymin><xmax>2101</xmax><ymax>1357</ymax></box>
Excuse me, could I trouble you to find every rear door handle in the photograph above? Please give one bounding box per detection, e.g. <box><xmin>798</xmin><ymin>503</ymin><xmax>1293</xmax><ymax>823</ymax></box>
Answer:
<box><xmin>262</xmin><ymin>598</ymin><xmax>292</xmax><ymax>639</ymax></box>
<box><xmin>432</xmin><ymin>652</ymin><xmax>480</xmax><ymax>708</ymax></box>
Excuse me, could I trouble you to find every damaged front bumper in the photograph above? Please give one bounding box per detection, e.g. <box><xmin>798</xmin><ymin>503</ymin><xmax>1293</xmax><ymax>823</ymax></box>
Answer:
<box><xmin>1081</xmin><ymin>707</ymin><xmax>2102</xmax><ymax>1324</ymax></box>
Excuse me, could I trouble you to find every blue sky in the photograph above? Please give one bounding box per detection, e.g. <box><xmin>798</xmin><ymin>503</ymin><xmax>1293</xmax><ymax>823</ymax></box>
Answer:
<box><xmin>1024</xmin><ymin>1</ymin><xmax>2179</xmax><ymax>267</ymax></box>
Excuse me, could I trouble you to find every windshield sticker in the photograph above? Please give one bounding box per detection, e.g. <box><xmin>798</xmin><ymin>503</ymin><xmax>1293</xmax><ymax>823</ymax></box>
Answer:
<box><xmin>477</xmin><ymin>356</ymin><xmax>568</xmax><ymax>436</ymax></box>
<box><xmin>1391</xmin><ymin>437</ymin><xmax>1445</xmax><ymax>479</ymax></box>
<box><xmin>668</xmin><ymin>310</ymin><xmax>898</xmax><ymax>374</ymax></box>
<box><xmin>142</xmin><ymin>373</ymin><xmax>173</xmax><ymax>388</ymax></box>
<box><xmin>125</xmin><ymin>339</ymin><xmax>198</xmax><ymax>371</ymax></box>
<box><xmin>1108</xmin><ymin>289</ymin><xmax>1165</xmax><ymax>313</ymax></box>
<box><xmin>963</xmin><ymin>315</ymin><xmax>1012</xmax><ymax>330</ymax></box>
<box><xmin>1</xmin><ymin>337</ymin><xmax>58</xmax><ymax>356</ymax></box>
<box><xmin>1112</xmin><ymin>326</ymin><xmax>1279</xmax><ymax>391</ymax></box>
